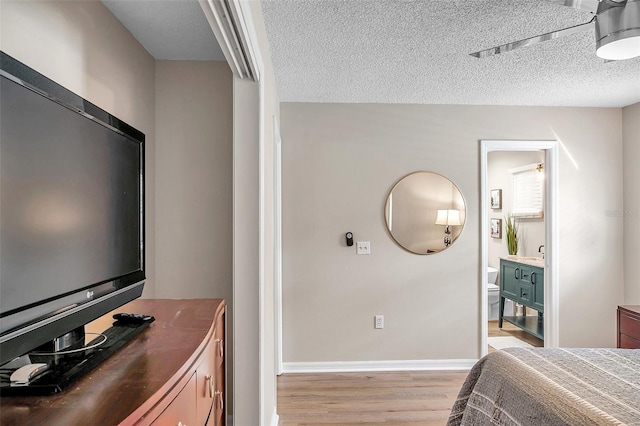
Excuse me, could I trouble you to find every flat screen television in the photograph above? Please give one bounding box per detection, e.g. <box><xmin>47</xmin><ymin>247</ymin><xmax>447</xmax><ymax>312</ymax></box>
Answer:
<box><xmin>0</xmin><ymin>51</ymin><xmax>146</xmax><ymax>383</ymax></box>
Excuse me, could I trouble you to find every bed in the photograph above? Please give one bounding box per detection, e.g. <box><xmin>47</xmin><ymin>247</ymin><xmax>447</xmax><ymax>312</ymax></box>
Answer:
<box><xmin>447</xmin><ymin>348</ymin><xmax>640</xmax><ymax>425</ymax></box>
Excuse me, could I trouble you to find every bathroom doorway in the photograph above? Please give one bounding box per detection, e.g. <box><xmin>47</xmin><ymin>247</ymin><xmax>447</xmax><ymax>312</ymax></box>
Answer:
<box><xmin>480</xmin><ymin>140</ymin><xmax>559</xmax><ymax>357</ymax></box>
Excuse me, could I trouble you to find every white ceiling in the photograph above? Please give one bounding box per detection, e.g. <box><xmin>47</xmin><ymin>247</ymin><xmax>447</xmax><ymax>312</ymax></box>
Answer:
<box><xmin>102</xmin><ymin>0</ymin><xmax>225</xmax><ymax>61</ymax></box>
<box><xmin>261</xmin><ymin>0</ymin><xmax>640</xmax><ymax>107</ymax></box>
<box><xmin>102</xmin><ymin>0</ymin><xmax>640</xmax><ymax>107</ymax></box>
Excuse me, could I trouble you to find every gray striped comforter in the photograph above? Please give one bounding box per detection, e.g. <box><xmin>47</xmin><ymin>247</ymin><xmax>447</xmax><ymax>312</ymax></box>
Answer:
<box><xmin>447</xmin><ymin>348</ymin><xmax>640</xmax><ymax>425</ymax></box>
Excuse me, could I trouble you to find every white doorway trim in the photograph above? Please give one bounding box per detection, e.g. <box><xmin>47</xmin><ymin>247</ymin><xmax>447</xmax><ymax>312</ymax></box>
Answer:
<box><xmin>273</xmin><ymin>116</ymin><xmax>283</xmax><ymax>376</ymax></box>
<box><xmin>480</xmin><ymin>140</ymin><xmax>559</xmax><ymax>357</ymax></box>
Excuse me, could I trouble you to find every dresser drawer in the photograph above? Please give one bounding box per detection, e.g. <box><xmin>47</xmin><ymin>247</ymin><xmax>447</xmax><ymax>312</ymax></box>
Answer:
<box><xmin>619</xmin><ymin>334</ymin><xmax>640</xmax><ymax>349</ymax></box>
<box><xmin>151</xmin><ymin>373</ymin><xmax>197</xmax><ymax>426</ymax></box>
<box><xmin>619</xmin><ymin>311</ymin><xmax>640</xmax><ymax>340</ymax></box>
<box><xmin>518</xmin><ymin>283</ymin><xmax>534</xmax><ymax>305</ymax></box>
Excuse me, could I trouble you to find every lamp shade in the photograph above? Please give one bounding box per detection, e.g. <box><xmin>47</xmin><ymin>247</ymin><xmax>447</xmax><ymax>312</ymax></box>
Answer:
<box><xmin>435</xmin><ymin>209</ymin><xmax>461</xmax><ymax>226</ymax></box>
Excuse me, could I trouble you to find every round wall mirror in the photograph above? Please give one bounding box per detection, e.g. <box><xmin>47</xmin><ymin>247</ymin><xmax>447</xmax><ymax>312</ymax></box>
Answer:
<box><xmin>385</xmin><ymin>171</ymin><xmax>466</xmax><ymax>254</ymax></box>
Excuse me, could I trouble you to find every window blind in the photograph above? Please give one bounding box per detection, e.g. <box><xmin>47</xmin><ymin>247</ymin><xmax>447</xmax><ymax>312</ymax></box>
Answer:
<box><xmin>511</xmin><ymin>164</ymin><xmax>544</xmax><ymax>218</ymax></box>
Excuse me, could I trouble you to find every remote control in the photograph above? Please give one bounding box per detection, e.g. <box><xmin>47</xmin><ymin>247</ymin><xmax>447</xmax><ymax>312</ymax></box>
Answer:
<box><xmin>113</xmin><ymin>313</ymin><xmax>154</xmax><ymax>324</ymax></box>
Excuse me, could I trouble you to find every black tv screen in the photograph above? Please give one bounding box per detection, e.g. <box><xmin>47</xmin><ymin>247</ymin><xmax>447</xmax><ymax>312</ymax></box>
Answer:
<box><xmin>0</xmin><ymin>52</ymin><xmax>145</xmax><ymax>367</ymax></box>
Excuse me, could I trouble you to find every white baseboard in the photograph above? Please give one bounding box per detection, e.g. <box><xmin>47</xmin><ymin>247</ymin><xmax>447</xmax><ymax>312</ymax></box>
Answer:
<box><xmin>282</xmin><ymin>359</ymin><xmax>478</xmax><ymax>374</ymax></box>
<box><xmin>270</xmin><ymin>408</ymin><xmax>279</xmax><ymax>426</ymax></box>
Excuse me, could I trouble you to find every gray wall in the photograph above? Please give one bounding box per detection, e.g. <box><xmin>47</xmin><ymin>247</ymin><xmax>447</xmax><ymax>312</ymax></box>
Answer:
<box><xmin>232</xmin><ymin>77</ymin><xmax>260</xmax><ymax>426</ymax></box>
<box><xmin>154</xmin><ymin>60</ymin><xmax>232</xmax><ymax>300</ymax></box>
<box><xmin>623</xmin><ymin>103</ymin><xmax>640</xmax><ymax>303</ymax></box>
<box><xmin>281</xmin><ymin>103</ymin><xmax>624</xmax><ymax>363</ymax></box>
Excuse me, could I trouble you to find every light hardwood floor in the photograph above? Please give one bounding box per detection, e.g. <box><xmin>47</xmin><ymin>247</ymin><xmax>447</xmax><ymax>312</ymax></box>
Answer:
<box><xmin>278</xmin><ymin>322</ymin><xmax>542</xmax><ymax>425</ymax></box>
<box><xmin>488</xmin><ymin>319</ymin><xmax>544</xmax><ymax>352</ymax></box>
<box><xmin>277</xmin><ymin>370</ymin><xmax>468</xmax><ymax>425</ymax></box>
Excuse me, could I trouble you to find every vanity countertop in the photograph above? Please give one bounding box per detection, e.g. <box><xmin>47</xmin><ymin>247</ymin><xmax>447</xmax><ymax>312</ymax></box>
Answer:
<box><xmin>501</xmin><ymin>256</ymin><xmax>544</xmax><ymax>268</ymax></box>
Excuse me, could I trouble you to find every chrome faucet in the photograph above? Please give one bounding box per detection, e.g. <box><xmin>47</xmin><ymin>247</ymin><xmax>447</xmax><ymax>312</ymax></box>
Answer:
<box><xmin>538</xmin><ymin>245</ymin><xmax>545</xmax><ymax>259</ymax></box>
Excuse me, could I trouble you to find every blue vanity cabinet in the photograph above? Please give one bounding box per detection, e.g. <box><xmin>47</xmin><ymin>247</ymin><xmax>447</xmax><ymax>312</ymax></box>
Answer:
<box><xmin>516</xmin><ymin>267</ymin><xmax>535</xmax><ymax>306</ymax></box>
<box><xmin>500</xmin><ymin>261</ymin><xmax>519</xmax><ymax>302</ymax></box>
<box><xmin>499</xmin><ymin>258</ymin><xmax>544</xmax><ymax>340</ymax></box>
<box><xmin>532</xmin><ymin>268</ymin><xmax>544</xmax><ymax>312</ymax></box>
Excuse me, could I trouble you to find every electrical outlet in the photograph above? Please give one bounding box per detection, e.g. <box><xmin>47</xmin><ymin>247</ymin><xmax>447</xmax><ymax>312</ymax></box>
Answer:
<box><xmin>374</xmin><ymin>315</ymin><xmax>384</xmax><ymax>329</ymax></box>
<box><xmin>356</xmin><ymin>241</ymin><xmax>371</xmax><ymax>255</ymax></box>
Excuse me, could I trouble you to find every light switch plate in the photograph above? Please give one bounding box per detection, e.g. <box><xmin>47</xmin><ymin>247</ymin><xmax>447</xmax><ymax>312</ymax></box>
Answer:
<box><xmin>356</xmin><ymin>241</ymin><xmax>371</xmax><ymax>255</ymax></box>
<box><xmin>375</xmin><ymin>315</ymin><xmax>384</xmax><ymax>329</ymax></box>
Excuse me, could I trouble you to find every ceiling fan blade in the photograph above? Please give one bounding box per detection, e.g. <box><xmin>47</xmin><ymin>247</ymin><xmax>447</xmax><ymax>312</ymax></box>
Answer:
<box><xmin>545</xmin><ymin>0</ymin><xmax>601</xmax><ymax>14</ymax></box>
<box><xmin>469</xmin><ymin>17</ymin><xmax>596</xmax><ymax>58</ymax></box>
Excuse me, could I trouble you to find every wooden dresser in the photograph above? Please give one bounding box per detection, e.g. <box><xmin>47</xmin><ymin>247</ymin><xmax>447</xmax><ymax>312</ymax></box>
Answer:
<box><xmin>0</xmin><ymin>299</ymin><xmax>226</xmax><ymax>426</ymax></box>
<box><xmin>617</xmin><ymin>305</ymin><xmax>640</xmax><ymax>349</ymax></box>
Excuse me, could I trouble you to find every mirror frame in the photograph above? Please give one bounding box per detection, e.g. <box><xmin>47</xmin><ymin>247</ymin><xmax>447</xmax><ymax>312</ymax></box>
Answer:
<box><xmin>384</xmin><ymin>171</ymin><xmax>466</xmax><ymax>255</ymax></box>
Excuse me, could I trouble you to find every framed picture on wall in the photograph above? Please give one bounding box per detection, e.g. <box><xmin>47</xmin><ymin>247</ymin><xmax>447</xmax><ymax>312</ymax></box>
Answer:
<box><xmin>491</xmin><ymin>218</ymin><xmax>502</xmax><ymax>239</ymax></box>
<box><xmin>491</xmin><ymin>189</ymin><xmax>502</xmax><ymax>209</ymax></box>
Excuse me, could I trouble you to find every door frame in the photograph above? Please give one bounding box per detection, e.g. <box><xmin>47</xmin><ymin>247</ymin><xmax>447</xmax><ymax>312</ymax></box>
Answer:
<box><xmin>273</xmin><ymin>116</ymin><xmax>283</xmax><ymax>376</ymax></box>
<box><xmin>480</xmin><ymin>140</ymin><xmax>559</xmax><ymax>356</ymax></box>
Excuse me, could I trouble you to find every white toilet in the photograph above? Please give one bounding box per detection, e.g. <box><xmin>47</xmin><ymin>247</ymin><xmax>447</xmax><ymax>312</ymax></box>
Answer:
<box><xmin>487</xmin><ymin>267</ymin><xmax>500</xmax><ymax>320</ymax></box>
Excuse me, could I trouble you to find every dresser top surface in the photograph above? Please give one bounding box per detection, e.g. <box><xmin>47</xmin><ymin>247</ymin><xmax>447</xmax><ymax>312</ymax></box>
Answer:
<box><xmin>1</xmin><ymin>298</ymin><xmax>224</xmax><ymax>425</ymax></box>
<box><xmin>619</xmin><ymin>305</ymin><xmax>640</xmax><ymax>315</ymax></box>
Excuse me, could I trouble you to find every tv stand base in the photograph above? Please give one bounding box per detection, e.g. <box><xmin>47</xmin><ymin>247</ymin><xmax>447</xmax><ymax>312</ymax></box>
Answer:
<box><xmin>0</xmin><ymin>320</ymin><xmax>151</xmax><ymax>396</ymax></box>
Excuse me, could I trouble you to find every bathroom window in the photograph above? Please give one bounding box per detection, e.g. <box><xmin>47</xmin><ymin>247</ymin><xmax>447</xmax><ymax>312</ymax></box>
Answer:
<box><xmin>510</xmin><ymin>163</ymin><xmax>544</xmax><ymax>218</ymax></box>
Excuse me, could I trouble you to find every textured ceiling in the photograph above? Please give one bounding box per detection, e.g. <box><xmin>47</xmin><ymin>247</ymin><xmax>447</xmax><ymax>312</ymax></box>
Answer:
<box><xmin>261</xmin><ymin>0</ymin><xmax>640</xmax><ymax>107</ymax></box>
<box><xmin>102</xmin><ymin>0</ymin><xmax>225</xmax><ymax>61</ymax></box>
